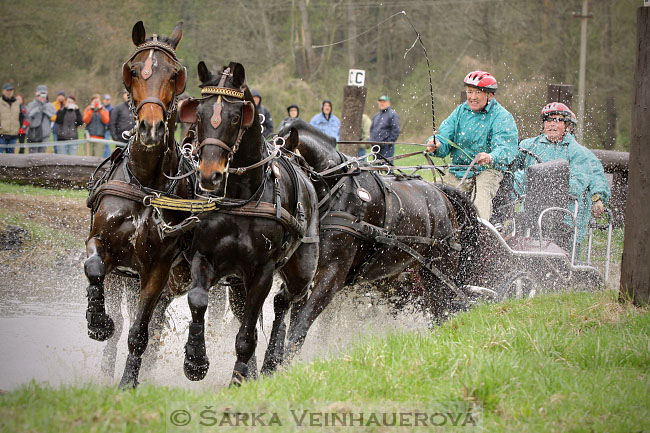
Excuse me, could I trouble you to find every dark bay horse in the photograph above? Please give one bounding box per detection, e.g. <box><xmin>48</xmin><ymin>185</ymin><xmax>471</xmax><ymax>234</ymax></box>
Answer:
<box><xmin>273</xmin><ymin>120</ymin><xmax>481</xmax><ymax>364</ymax></box>
<box><xmin>177</xmin><ymin>61</ymin><xmax>319</xmax><ymax>385</ymax></box>
<box><xmin>84</xmin><ymin>21</ymin><xmax>192</xmax><ymax>389</ymax></box>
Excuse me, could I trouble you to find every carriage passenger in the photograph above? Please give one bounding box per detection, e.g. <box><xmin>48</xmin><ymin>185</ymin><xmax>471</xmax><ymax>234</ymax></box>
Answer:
<box><xmin>512</xmin><ymin>102</ymin><xmax>608</xmax><ymax>252</ymax></box>
<box><xmin>425</xmin><ymin>70</ymin><xmax>518</xmax><ymax>221</ymax></box>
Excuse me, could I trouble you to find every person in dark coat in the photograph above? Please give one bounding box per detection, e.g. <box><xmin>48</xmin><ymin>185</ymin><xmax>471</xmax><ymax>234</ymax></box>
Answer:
<box><xmin>55</xmin><ymin>95</ymin><xmax>83</xmax><ymax>155</ymax></box>
<box><xmin>277</xmin><ymin>104</ymin><xmax>301</xmax><ymax>132</ymax></box>
<box><xmin>251</xmin><ymin>89</ymin><xmax>273</xmax><ymax>138</ymax></box>
<box><xmin>109</xmin><ymin>90</ymin><xmax>135</xmax><ymax>144</ymax></box>
<box><xmin>369</xmin><ymin>95</ymin><xmax>400</xmax><ymax>158</ymax></box>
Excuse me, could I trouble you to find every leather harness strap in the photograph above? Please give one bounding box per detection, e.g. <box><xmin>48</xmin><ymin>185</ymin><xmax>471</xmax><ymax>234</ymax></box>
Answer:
<box><xmin>88</xmin><ymin>180</ymin><xmax>149</xmax><ymax>211</ymax></box>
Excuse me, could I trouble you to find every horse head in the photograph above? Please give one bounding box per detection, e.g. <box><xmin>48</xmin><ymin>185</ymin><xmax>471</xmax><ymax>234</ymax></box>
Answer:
<box><xmin>180</xmin><ymin>61</ymin><xmax>257</xmax><ymax>192</ymax></box>
<box><xmin>122</xmin><ymin>21</ymin><xmax>186</xmax><ymax>147</ymax></box>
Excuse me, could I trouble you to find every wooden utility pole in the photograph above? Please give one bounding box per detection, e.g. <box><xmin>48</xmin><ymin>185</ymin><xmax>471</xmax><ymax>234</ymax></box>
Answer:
<box><xmin>573</xmin><ymin>0</ymin><xmax>592</xmax><ymax>143</ymax></box>
<box><xmin>620</xmin><ymin>6</ymin><xmax>650</xmax><ymax>305</ymax></box>
<box><xmin>339</xmin><ymin>85</ymin><xmax>367</xmax><ymax>157</ymax></box>
<box><xmin>547</xmin><ymin>84</ymin><xmax>573</xmax><ymax>108</ymax></box>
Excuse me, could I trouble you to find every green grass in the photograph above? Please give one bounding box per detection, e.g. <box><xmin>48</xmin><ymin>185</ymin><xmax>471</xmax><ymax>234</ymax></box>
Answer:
<box><xmin>0</xmin><ymin>209</ymin><xmax>82</xmax><ymax>252</ymax></box>
<box><xmin>1</xmin><ymin>290</ymin><xmax>648</xmax><ymax>432</ymax></box>
<box><xmin>0</xmin><ymin>181</ymin><xmax>88</xmax><ymax>200</ymax></box>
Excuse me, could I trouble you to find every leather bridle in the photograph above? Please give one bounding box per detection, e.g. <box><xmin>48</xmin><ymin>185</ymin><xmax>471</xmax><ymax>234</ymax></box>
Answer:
<box><xmin>122</xmin><ymin>35</ymin><xmax>187</xmax><ymax>144</ymax></box>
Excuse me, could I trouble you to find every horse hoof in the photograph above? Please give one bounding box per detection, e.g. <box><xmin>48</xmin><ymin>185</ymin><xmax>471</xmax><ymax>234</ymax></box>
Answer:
<box><xmin>88</xmin><ymin>316</ymin><xmax>115</xmax><ymax>341</ymax></box>
<box><xmin>183</xmin><ymin>357</ymin><xmax>209</xmax><ymax>381</ymax></box>
<box><xmin>229</xmin><ymin>372</ymin><xmax>245</xmax><ymax>388</ymax></box>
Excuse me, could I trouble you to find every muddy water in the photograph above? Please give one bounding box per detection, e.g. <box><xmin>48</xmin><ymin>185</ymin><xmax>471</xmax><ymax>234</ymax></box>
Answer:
<box><xmin>0</xmin><ymin>251</ymin><xmax>429</xmax><ymax>391</ymax></box>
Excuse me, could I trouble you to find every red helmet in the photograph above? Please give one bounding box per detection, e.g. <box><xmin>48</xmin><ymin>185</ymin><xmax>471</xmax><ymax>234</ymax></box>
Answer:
<box><xmin>541</xmin><ymin>102</ymin><xmax>572</xmax><ymax>122</ymax></box>
<box><xmin>567</xmin><ymin>108</ymin><xmax>578</xmax><ymax>125</ymax></box>
<box><xmin>463</xmin><ymin>71</ymin><xmax>498</xmax><ymax>93</ymax></box>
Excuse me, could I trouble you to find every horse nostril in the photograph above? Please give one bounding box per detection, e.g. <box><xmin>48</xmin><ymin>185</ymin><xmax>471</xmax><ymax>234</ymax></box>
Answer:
<box><xmin>211</xmin><ymin>171</ymin><xmax>223</xmax><ymax>184</ymax></box>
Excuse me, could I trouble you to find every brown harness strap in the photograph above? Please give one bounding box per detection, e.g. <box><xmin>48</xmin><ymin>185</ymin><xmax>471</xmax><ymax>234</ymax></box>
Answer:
<box><xmin>87</xmin><ymin>180</ymin><xmax>149</xmax><ymax>211</ymax></box>
<box><xmin>218</xmin><ymin>201</ymin><xmax>318</xmax><ymax>243</ymax></box>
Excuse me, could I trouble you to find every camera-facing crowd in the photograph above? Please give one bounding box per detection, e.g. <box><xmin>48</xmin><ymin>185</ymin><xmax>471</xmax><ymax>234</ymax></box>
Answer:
<box><xmin>0</xmin><ymin>83</ymin><xmax>135</xmax><ymax>157</ymax></box>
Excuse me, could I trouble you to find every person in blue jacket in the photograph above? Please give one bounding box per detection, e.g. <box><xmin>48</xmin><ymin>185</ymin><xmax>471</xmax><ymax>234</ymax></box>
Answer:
<box><xmin>310</xmin><ymin>100</ymin><xmax>340</xmax><ymax>141</ymax></box>
<box><xmin>426</xmin><ymin>70</ymin><xmax>518</xmax><ymax>220</ymax></box>
<box><xmin>513</xmin><ymin>102</ymin><xmax>607</xmax><ymax>252</ymax></box>
<box><xmin>369</xmin><ymin>95</ymin><xmax>400</xmax><ymax>158</ymax></box>
<box><xmin>566</xmin><ymin>109</ymin><xmax>610</xmax><ymax>251</ymax></box>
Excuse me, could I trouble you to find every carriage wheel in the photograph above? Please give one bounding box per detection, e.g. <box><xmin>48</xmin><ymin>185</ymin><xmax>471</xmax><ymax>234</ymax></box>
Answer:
<box><xmin>498</xmin><ymin>270</ymin><xmax>539</xmax><ymax>300</ymax></box>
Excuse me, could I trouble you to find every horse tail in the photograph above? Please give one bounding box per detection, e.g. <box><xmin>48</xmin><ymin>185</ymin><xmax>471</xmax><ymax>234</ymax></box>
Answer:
<box><xmin>437</xmin><ymin>184</ymin><xmax>481</xmax><ymax>287</ymax></box>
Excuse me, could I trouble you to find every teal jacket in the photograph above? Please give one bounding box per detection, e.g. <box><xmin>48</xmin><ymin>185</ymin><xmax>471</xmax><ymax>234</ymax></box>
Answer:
<box><xmin>513</xmin><ymin>133</ymin><xmax>592</xmax><ymax>202</ymax></box>
<box><xmin>428</xmin><ymin>99</ymin><xmax>518</xmax><ymax>178</ymax></box>
<box><xmin>513</xmin><ymin>133</ymin><xmax>602</xmax><ymax>245</ymax></box>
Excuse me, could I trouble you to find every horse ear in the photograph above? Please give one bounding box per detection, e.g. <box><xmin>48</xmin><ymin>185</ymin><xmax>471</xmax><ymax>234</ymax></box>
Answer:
<box><xmin>285</xmin><ymin>127</ymin><xmax>300</xmax><ymax>152</ymax></box>
<box><xmin>231</xmin><ymin>62</ymin><xmax>246</xmax><ymax>89</ymax></box>
<box><xmin>169</xmin><ymin>21</ymin><xmax>183</xmax><ymax>49</ymax></box>
<box><xmin>175</xmin><ymin>67</ymin><xmax>187</xmax><ymax>95</ymax></box>
<box><xmin>132</xmin><ymin>21</ymin><xmax>146</xmax><ymax>46</ymax></box>
<box><xmin>179</xmin><ymin>98</ymin><xmax>199</xmax><ymax>124</ymax></box>
<box><xmin>197</xmin><ymin>61</ymin><xmax>212</xmax><ymax>84</ymax></box>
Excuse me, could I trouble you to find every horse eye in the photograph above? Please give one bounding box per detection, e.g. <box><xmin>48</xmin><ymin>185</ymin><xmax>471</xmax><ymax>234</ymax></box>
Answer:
<box><xmin>130</xmin><ymin>69</ymin><xmax>137</xmax><ymax>77</ymax></box>
<box><xmin>231</xmin><ymin>115</ymin><xmax>241</xmax><ymax>125</ymax></box>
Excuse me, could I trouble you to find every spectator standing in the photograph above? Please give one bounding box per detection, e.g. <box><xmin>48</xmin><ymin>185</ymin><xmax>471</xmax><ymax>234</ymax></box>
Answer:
<box><xmin>251</xmin><ymin>89</ymin><xmax>274</xmax><ymax>137</ymax></box>
<box><xmin>369</xmin><ymin>95</ymin><xmax>400</xmax><ymax>159</ymax></box>
<box><xmin>102</xmin><ymin>94</ymin><xmax>113</xmax><ymax>157</ymax></box>
<box><xmin>0</xmin><ymin>82</ymin><xmax>21</xmax><ymax>153</ymax></box>
<box><xmin>277</xmin><ymin>104</ymin><xmax>301</xmax><ymax>131</ymax></box>
<box><xmin>109</xmin><ymin>90</ymin><xmax>135</xmax><ymax>145</ymax></box>
<box><xmin>51</xmin><ymin>90</ymin><xmax>66</xmax><ymax>152</ymax></box>
<box><xmin>26</xmin><ymin>85</ymin><xmax>56</xmax><ymax>153</ymax></box>
<box><xmin>426</xmin><ymin>71</ymin><xmax>518</xmax><ymax>220</ymax></box>
<box><xmin>55</xmin><ymin>95</ymin><xmax>83</xmax><ymax>155</ymax></box>
<box><xmin>15</xmin><ymin>94</ymin><xmax>29</xmax><ymax>153</ymax></box>
<box><xmin>310</xmin><ymin>99</ymin><xmax>341</xmax><ymax>141</ymax></box>
<box><xmin>83</xmin><ymin>94</ymin><xmax>110</xmax><ymax>157</ymax></box>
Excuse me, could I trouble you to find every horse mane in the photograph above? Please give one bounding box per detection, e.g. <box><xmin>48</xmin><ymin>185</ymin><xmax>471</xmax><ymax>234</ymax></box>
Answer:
<box><xmin>278</xmin><ymin>119</ymin><xmax>338</xmax><ymax>149</ymax></box>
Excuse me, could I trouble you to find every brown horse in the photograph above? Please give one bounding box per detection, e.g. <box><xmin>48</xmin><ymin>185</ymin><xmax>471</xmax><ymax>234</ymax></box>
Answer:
<box><xmin>178</xmin><ymin>61</ymin><xmax>320</xmax><ymax>385</ymax></box>
<box><xmin>271</xmin><ymin>121</ymin><xmax>481</xmax><ymax>365</ymax></box>
<box><xmin>84</xmin><ymin>21</ymin><xmax>192</xmax><ymax>389</ymax></box>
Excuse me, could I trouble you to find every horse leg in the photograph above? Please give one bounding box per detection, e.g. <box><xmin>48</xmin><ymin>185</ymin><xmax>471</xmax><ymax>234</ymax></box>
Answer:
<box><xmin>228</xmin><ymin>282</ymin><xmax>258</xmax><ymax>380</ymax></box>
<box><xmin>261</xmin><ymin>241</ymin><xmax>319</xmax><ymax>374</ymax></box>
<box><xmin>230</xmin><ymin>266</ymin><xmax>275</xmax><ymax>387</ymax></box>
<box><xmin>84</xmin><ymin>237</ymin><xmax>115</xmax><ymax>341</ymax></box>
<box><xmin>118</xmin><ymin>264</ymin><xmax>170</xmax><ymax>389</ymax></box>
<box><xmin>260</xmin><ymin>286</ymin><xmax>291</xmax><ymax>375</ymax></box>
<box><xmin>183</xmin><ymin>253</ymin><xmax>214</xmax><ymax>381</ymax></box>
<box><xmin>286</xmin><ymin>263</ymin><xmax>349</xmax><ymax>363</ymax></box>
<box><xmin>141</xmin><ymin>290</ymin><xmax>174</xmax><ymax>374</ymax></box>
<box><xmin>100</xmin><ymin>275</ymin><xmax>125</xmax><ymax>378</ymax></box>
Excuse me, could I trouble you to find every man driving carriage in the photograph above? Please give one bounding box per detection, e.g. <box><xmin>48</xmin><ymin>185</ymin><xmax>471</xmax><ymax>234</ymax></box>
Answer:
<box><xmin>425</xmin><ymin>70</ymin><xmax>518</xmax><ymax>221</ymax></box>
<box><xmin>513</xmin><ymin>102</ymin><xmax>610</xmax><ymax>253</ymax></box>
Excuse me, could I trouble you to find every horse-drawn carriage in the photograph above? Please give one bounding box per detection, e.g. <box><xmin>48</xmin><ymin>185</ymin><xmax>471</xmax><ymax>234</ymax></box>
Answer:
<box><xmin>467</xmin><ymin>157</ymin><xmax>613</xmax><ymax>300</ymax></box>
<box><xmin>82</xmin><ymin>21</ymin><xmax>613</xmax><ymax>389</ymax></box>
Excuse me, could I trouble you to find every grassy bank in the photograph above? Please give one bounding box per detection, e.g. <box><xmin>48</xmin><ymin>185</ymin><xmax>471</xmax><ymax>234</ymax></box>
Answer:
<box><xmin>0</xmin><ymin>290</ymin><xmax>647</xmax><ymax>432</ymax></box>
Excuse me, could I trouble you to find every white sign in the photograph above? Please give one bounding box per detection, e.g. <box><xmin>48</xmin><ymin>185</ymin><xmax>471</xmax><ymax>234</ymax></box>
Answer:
<box><xmin>348</xmin><ymin>69</ymin><xmax>366</xmax><ymax>87</ymax></box>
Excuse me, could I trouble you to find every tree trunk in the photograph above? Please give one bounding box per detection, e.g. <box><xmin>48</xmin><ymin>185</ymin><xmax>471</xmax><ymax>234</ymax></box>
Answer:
<box><xmin>602</xmin><ymin>0</ymin><xmax>617</xmax><ymax>150</ymax></box>
<box><xmin>620</xmin><ymin>7</ymin><xmax>650</xmax><ymax>306</ymax></box>
<box><xmin>297</xmin><ymin>0</ymin><xmax>315</xmax><ymax>80</ymax></box>
<box><xmin>256</xmin><ymin>0</ymin><xmax>276</xmax><ymax>60</ymax></box>
<box><xmin>339</xmin><ymin>85</ymin><xmax>367</xmax><ymax>156</ymax></box>
<box><xmin>347</xmin><ymin>0</ymin><xmax>357</xmax><ymax>68</ymax></box>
